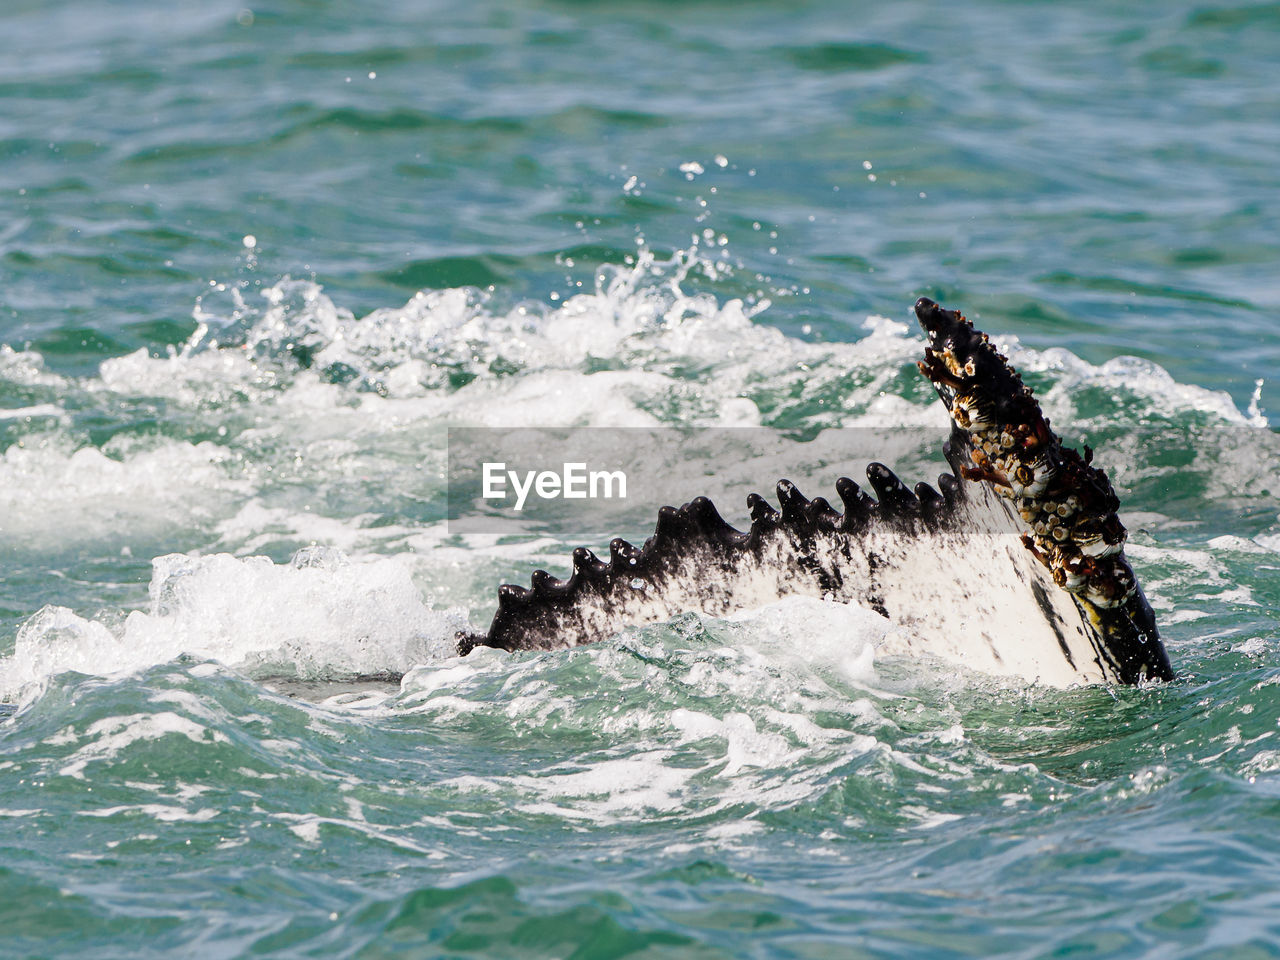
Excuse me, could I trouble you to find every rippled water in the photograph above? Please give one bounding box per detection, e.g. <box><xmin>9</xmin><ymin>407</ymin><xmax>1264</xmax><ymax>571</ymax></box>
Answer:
<box><xmin>2</xmin><ymin>1</ymin><xmax>1280</xmax><ymax>957</ymax></box>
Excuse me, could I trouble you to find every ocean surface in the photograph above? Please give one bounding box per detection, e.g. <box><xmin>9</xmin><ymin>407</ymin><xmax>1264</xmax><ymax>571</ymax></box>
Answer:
<box><xmin>2</xmin><ymin>1</ymin><xmax>1280</xmax><ymax>957</ymax></box>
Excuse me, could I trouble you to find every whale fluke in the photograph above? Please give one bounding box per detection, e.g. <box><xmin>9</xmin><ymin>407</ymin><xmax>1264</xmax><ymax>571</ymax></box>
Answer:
<box><xmin>457</xmin><ymin>298</ymin><xmax>1174</xmax><ymax>686</ymax></box>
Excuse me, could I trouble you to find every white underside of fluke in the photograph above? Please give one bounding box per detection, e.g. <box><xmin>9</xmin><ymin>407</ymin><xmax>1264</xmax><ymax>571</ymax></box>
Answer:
<box><xmin>536</xmin><ymin>478</ymin><xmax>1109</xmax><ymax>688</ymax></box>
<box><xmin>867</xmin><ymin>482</ymin><xmax>1106</xmax><ymax>687</ymax></box>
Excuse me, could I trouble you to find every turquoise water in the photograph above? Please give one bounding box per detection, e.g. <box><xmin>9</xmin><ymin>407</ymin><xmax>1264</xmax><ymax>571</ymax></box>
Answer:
<box><xmin>3</xmin><ymin>1</ymin><xmax>1280</xmax><ymax>957</ymax></box>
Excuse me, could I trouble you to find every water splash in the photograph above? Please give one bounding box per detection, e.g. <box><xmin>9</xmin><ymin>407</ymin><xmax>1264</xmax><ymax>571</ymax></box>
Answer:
<box><xmin>0</xmin><ymin>548</ymin><xmax>465</xmax><ymax>701</ymax></box>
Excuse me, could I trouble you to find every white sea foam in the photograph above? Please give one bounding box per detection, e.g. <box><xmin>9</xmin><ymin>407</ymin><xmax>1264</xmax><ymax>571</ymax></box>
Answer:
<box><xmin>0</xmin><ymin>548</ymin><xmax>467</xmax><ymax>700</ymax></box>
<box><xmin>0</xmin><ymin>345</ymin><xmax>68</xmax><ymax>390</ymax></box>
<box><xmin>1019</xmin><ymin>344</ymin><xmax>1265</xmax><ymax>428</ymax></box>
<box><xmin>79</xmin><ymin>804</ymin><xmax>222</xmax><ymax>822</ymax></box>
<box><xmin>407</xmin><ymin>595</ymin><xmax>891</xmax><ymax>824</ymax></box>
<box><xmin>0</xmin><ymin>436</ymin><xmax>247</xmax><ymax>544</ymax></box>
<box><xmin>57</xmin><ymin>711</ymin><xmax>227</xmax><ymax>780</ymax></box>
<box><xmin>1127</xmin><ymin>541</ymin><xmax>1258</xmax><ymax>612</ymax></box>
<box><xmin>1255</xmin><ymin>533</ymin><xmax>1280</xmax><ymax>554</ymax></box>
<box><xmin>725</xmin><ymin>595</ymin><xmax>884</xmax><ymax>684</ymax></box>
<box><xmin>0</xmin><ymin>403</ymin><xmax>63</xmax><ymax>421</ymax></box>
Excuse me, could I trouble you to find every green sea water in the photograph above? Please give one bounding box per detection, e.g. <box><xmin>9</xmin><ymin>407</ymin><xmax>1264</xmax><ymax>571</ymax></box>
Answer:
<box><xmin>2</xmin><ymin>1</ymin><xmax>1280</xmax><ymax>957</ymax></box>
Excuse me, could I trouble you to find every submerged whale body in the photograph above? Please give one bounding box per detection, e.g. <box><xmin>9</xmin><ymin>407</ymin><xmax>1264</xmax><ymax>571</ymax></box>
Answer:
<box><xmin>458</xmin><ymin>298</ymin><xmax>1174</xmax><ymax>687</ymax></box>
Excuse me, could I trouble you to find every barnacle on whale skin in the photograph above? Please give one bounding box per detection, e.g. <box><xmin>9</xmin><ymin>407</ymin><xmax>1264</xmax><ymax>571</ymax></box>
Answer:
<box><xmin>1011</xmin><ymin>419</ymin><xmax>1052</xmax><ymax>452</ymax></box>
<box><xmin>914</xmin><ymin>296</ymin><xmax>1154</xmax><ymax>634</ymax></box>
<box><xmin>1050</xmin><ymin>553</ymin><xmax>1090</xmax><ymax>591</ymax></box>
<box><xmin>1082</xmin><ymin>559</ymin><xmax>1138</xmax><ymax>608</ymax></box>
<box><xmin>917</xmin><ymin>351</ymin><xmax>965</xmax><ymax>390</ymax></box>
<box><xmin>1073</xmin><ymin>513</ymin><xmax>1127</xmax><ymax>558</ymax></box>
<box><xmin>1007</xmin><ymin>453</ymin><xmax>1057</xmax><ymax>498</ymax></box>
<box><xmin>951</xmin><ymin>393</ymin><xmax>997</xmax><ymax>432</ymax></box>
